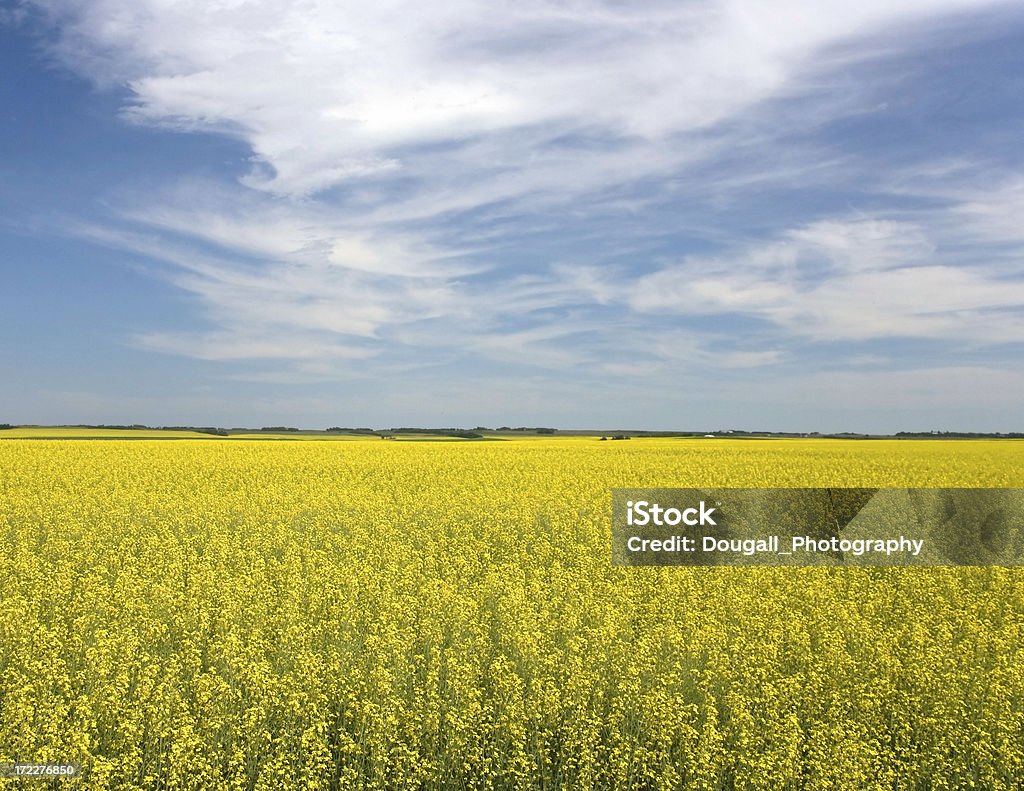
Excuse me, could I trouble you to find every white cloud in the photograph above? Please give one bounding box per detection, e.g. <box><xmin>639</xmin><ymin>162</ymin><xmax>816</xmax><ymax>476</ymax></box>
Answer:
<box><xmin>629</xmin><ymin>215</ymin><xmax>1024</xmax><ymax>343</ymax></box>
<box><xmin>23</xmin><ymin>0</ymin><xmax>1024</xmax><ymax>395</ymax></box>
<box><xmin>31</xmin><ymin>0</ymin><xmax>1004</xmax><ymax>198</ymax></box>
<box><xmin>70</xmin><ymin>222</ymin><xmax>463</xmax><ymax>359</ymax></box>
<box><xmin>124</xmin><ymin>198</ymin><xmax>482</xmax><ymax>280</ymax></box>
<box><xmin>134</xmin><ymin>331</ymin><xmax>375</xmax><ymax>362</ymax></box>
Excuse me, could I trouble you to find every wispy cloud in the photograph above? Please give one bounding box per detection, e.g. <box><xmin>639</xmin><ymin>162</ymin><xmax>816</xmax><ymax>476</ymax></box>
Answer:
<box><xmin>627</xmin><ymin>214</ymin><xmax>1024</xmax><ymax>343</ymax></box>
<box><xmin>30</xmin><ymin>0</ymin><xmax>1008</xmax><ymax>199</ymax></box>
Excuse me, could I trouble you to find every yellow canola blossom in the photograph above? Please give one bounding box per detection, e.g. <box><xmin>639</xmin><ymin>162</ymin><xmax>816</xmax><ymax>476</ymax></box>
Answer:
<box><xmin>0</xmin><ymin>437</ymin><xmax>1022</xmax><ymax>789</ymax></box>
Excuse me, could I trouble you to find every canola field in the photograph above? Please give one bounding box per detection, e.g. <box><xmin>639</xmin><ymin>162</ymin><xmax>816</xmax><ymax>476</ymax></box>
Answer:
<box><xmin>1</xmin><ymin>437</ymin><xmax>1023</xmax><ymax>789</ymax></box>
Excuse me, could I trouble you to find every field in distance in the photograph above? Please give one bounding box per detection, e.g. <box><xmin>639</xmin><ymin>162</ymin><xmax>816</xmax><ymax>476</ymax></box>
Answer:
<box><xmin>0</xmin><ymin>427</ymin><xmax>461</xmax><ymax>441</ymax></box>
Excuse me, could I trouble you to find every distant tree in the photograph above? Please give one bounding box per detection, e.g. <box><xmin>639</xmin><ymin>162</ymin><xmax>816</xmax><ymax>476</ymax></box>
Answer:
<box><xmin>162</xmin><ymin>425</ymin><xmax>227</xmax><ymax>435</ymax></box>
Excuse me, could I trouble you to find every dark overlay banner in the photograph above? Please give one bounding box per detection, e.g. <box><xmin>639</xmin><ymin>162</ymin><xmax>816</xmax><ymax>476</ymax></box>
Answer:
<box><xmin>611</xmin><ymin>488</ymin><xmax>1024</xmax><ymax>566</ymax></box>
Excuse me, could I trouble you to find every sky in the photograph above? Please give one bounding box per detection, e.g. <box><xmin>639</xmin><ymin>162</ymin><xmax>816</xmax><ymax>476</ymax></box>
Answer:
<box><xmin>2</xmin><ymin>0</ymin><xmax>1023</xmax><ymax>432</ymax></box>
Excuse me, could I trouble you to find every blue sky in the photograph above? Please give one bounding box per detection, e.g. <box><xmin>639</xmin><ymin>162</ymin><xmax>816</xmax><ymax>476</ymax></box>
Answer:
<box><xmin>2</xmin><ymin>0</ymin><xmax>1024</xmax><ymax>431</ymax></box>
